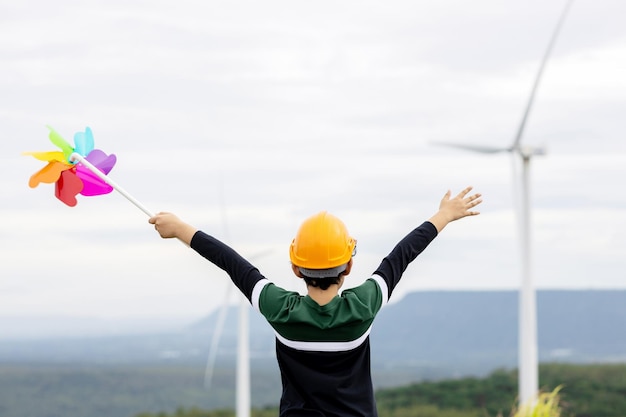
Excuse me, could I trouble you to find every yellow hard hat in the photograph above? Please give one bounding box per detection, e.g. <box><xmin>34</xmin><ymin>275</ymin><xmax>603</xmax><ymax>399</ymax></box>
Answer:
<box><xmin>289</xmin><ymin>211</ymin><xmax>356</xmax><ymax>277</ymax></box>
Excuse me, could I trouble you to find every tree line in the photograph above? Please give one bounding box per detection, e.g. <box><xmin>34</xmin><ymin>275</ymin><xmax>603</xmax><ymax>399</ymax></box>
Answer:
<box><xmin>135</xmin><ymin>363</ymin><xmax>626</xmax><ymax>417</ymax></box>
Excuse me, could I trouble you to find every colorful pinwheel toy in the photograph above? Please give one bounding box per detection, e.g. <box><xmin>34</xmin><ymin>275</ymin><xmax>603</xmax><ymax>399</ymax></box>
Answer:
<box><xmin>24</xmin><ymin>126</ymin><xmax>154</xmax><ymax>217</ymax></box>
<box><xmin>24</xmin><ymin>126</ymin><xmax>117</xmax><ymax>207</ymax></box>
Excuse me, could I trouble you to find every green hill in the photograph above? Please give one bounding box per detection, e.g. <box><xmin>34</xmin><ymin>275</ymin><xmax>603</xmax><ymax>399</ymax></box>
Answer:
<box><xmin>1</xmin><ymin>363</ymin><xmax>624</xmax><ymax>417</ymax></box>
<box><xmin>130</xmin><ymin>363</ymin><xmax>626</xmax><ymax>417</ymax></box>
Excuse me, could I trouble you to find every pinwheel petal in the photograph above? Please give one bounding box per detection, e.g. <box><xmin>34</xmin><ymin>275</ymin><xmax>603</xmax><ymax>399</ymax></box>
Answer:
<box><xmin>76</xmin><ymin>165</ymin><xmax>113</xmax><ymax>196</ymax></box>
<box><xmin>85</xmin><ymin>149</ymin><xmax>116</xmax><ymax>174</ymax></box>
<box><xmin>55</xmin><ymin>170</ymin><xmax>84</xmax><ymax>207</ymax></box>
<box><xmin>73</xmin><ymin>127</ymin><xmax>95</xmax><ymax>157</ymax></box>
<box><xmin>47</xmin><ymin>126</ymin><xmax>74</xmax><ymax>161</ymax></box>
<box><xmin>23</xmin><ymin>151</ymin><xmax>67</xmax><ymax>163</ymax></box>
<box><xmin>28</xmin><ymin>161</ymin><xmax>73</xmax><ymax>188</ymax></box>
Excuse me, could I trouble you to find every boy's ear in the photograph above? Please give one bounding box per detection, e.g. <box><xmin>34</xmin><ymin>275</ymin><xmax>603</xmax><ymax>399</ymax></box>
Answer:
<box><xmin>291</xmin><ymin>264</ymin><xmax>304</xmax><ymax>278</ymax></box>
<box><xmin>343</xmin><ymin>258</ymin><xmax>353</xmax><ymax>276</ymax></box>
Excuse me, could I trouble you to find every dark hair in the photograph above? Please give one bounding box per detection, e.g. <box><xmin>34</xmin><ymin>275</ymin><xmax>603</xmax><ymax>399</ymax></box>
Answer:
<box><xmin>302</xmin><ymin>276</ymin><xmax>342</xmax><ymax>290</ymax></box>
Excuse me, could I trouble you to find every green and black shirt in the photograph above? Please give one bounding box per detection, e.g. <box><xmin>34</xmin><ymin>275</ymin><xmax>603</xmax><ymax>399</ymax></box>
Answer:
<box><xmin>190</xmin><ymin>221</ymin><xmax>438</xmax><ymax>417</ymax></box>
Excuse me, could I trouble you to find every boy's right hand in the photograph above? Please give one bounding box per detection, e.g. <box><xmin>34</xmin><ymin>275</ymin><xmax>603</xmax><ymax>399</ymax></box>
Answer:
<box><xmin>149</xmin><ymin>212</ymin><xmax>197</xmax><ymax>244</ymax></box>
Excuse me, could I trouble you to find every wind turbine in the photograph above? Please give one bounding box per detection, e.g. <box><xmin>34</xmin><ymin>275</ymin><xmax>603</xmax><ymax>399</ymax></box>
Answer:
<box><xmin>203</xmin><ymin>179</ymin><xmax>272</xmax><ymax>417</ymax></box>
<box><xmin>204</xmin><ymin>251</ymin><xmax>270</xmax><ymax>417</ymax></box>
<box><xmin>205</xmin><ymin>285</ymin><xmax>251</xmax><ymax>417</ymax></box>
<box><xmin>434</xmin><ymin>0</ymin><xmax>574</xmax><ymax>405</ymax></box>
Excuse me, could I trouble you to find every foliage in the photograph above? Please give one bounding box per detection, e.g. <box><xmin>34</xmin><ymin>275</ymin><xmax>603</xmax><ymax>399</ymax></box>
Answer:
<box><xmin>131</xmin><ymin>364</ymin><xmax>626</xmax><ymax>417</ymax></box>
<box><xmin>135</xmin><ymin>406</ymin><xmax>279</xmax><ymax>417</ymax></box>
<box><xmin>1</xmin><ymin>362</ymin><xmax>625</xmax><ymax>417</ymax></box>
<box><xmin>510</xmin><ymin>386</ymin><xmax>562</xmax><ymax>417</ymax></box>
<box><xmin>375</xmin><ymin>368</ymin><xmax>517</xmax><ymax>416</ymax></box>
<box><xmin>374</xmin><ymin>363</ymin><xmax>626</xmax><ymax>417</ymax></box>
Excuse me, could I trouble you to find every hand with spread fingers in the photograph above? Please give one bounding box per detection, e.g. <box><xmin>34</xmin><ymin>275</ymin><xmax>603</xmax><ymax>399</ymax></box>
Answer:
<box><xmin>429</xmin><ymin>186</ymin><xmax>483</xmax><ymax>232</ymax></box>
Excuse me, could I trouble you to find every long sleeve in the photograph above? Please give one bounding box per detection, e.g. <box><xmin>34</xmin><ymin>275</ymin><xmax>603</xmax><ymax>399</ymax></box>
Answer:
<box><xmin>373</xmin><ymin>221</ymin><xmax>438</xmax><ymax>299</ymax></box>
<box><xmin>190</xmin><ymin>231</ymin><xmax>266</xmax><ymax>302</ymax></box>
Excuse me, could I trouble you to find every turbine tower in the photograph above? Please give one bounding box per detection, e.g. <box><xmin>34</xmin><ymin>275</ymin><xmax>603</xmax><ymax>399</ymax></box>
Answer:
<box><xmin>434</xmin><ymin>0</ymin><xmax>573</xmax><ymax>405</ymax></box>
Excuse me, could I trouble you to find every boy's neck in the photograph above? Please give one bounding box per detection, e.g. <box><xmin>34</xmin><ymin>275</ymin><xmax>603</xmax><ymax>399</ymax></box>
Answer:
<box><xmin>307</xmin><ymin>286</ymin><xmax>340</xmax><ymax>306</ymax></box>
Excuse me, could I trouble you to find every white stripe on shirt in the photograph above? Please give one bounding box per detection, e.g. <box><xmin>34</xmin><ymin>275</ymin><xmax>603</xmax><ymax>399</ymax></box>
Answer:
<box><xmin>251</xmin><ymin>278</ymin><xmax>271</xmax><ymax>312</ymax></box>
<box><xmin>371</xmin><ymin>273</ymin><xmax>389</xmax><ymax>307</ymax></box>
<box><xmin>274</xmin><ymin>325</ymin><xmax>373</xmax><ymax>352</ymax></box>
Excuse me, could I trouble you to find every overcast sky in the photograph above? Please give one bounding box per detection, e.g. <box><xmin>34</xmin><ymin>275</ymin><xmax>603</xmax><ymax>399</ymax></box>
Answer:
<box><xmin>1</xmin><ymin>0</ymin><xmax>625</xmax><ymax>322</ymax></box>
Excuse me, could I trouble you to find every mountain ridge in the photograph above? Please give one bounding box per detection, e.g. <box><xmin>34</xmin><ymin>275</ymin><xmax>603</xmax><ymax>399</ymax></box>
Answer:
<box><xmin>1</xmin><ymin>289</ymin><xmax>624</xmax><ymax>374</ymax></box>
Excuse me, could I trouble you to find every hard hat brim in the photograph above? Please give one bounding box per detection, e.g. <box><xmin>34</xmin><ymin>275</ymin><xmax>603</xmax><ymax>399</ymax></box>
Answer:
<box><xmin>298</xmin><ymin>263</ymin><xmax>348</xmax><ymax>279</ymax></box>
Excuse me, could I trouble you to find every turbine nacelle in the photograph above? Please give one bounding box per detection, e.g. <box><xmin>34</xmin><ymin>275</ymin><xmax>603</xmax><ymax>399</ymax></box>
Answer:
<box><xmin>518</xmin><ymin>145</ymin><xmax>547</xmax><ymax>158</ymax></box>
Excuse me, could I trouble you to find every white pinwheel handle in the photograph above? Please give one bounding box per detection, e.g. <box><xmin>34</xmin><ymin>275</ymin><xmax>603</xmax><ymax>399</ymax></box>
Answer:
<box><xmin>70</xmin><ymin>152</ymin><xmax>154</xmax><ymax>218</ymax></box>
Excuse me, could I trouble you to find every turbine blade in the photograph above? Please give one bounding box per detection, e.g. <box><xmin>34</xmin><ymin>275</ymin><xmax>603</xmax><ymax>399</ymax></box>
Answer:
<box><xmin>431</xmin><ymin>141</ymin><xmax>510</xmax><ymax>154</ymax></box>
<box><xmin>512</xmin><ymin>0</ymin><xmax>574</xmax><ymax>150</ymax></box>
<box><xmin>204</xmin><ymin>284</ymin><xmax>233</xmax><ymax>390</ymax></box>
<box><xmin>510</xmin><ymin>151</ymin><xmax>523</xmax><ymax>231</ymax></box>
<box><xmin>205</xmin><ymin>177</ymin><xmax>233</xmax><ymax>391</ymax></box>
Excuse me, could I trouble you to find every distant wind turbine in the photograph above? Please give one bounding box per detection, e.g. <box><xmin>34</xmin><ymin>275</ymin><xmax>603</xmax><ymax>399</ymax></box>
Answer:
<box><xmin>204</xmin><ymin>285</ymin><xmax>251</xmax><ymax>417</ymax></box>
<box><xmin>204</xmin><ymin>180</ymin><xmax>272</xmax><ymax>417</ymax></box>
<box><xmin>204</xmin><ymin>249</ymin><xmax>271</xmax><ymax>417</ymax></box>
<box><xmin>433</xmin><ymin>0</ymin><xmax>574</xmax><ymax>405</ymax></box>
